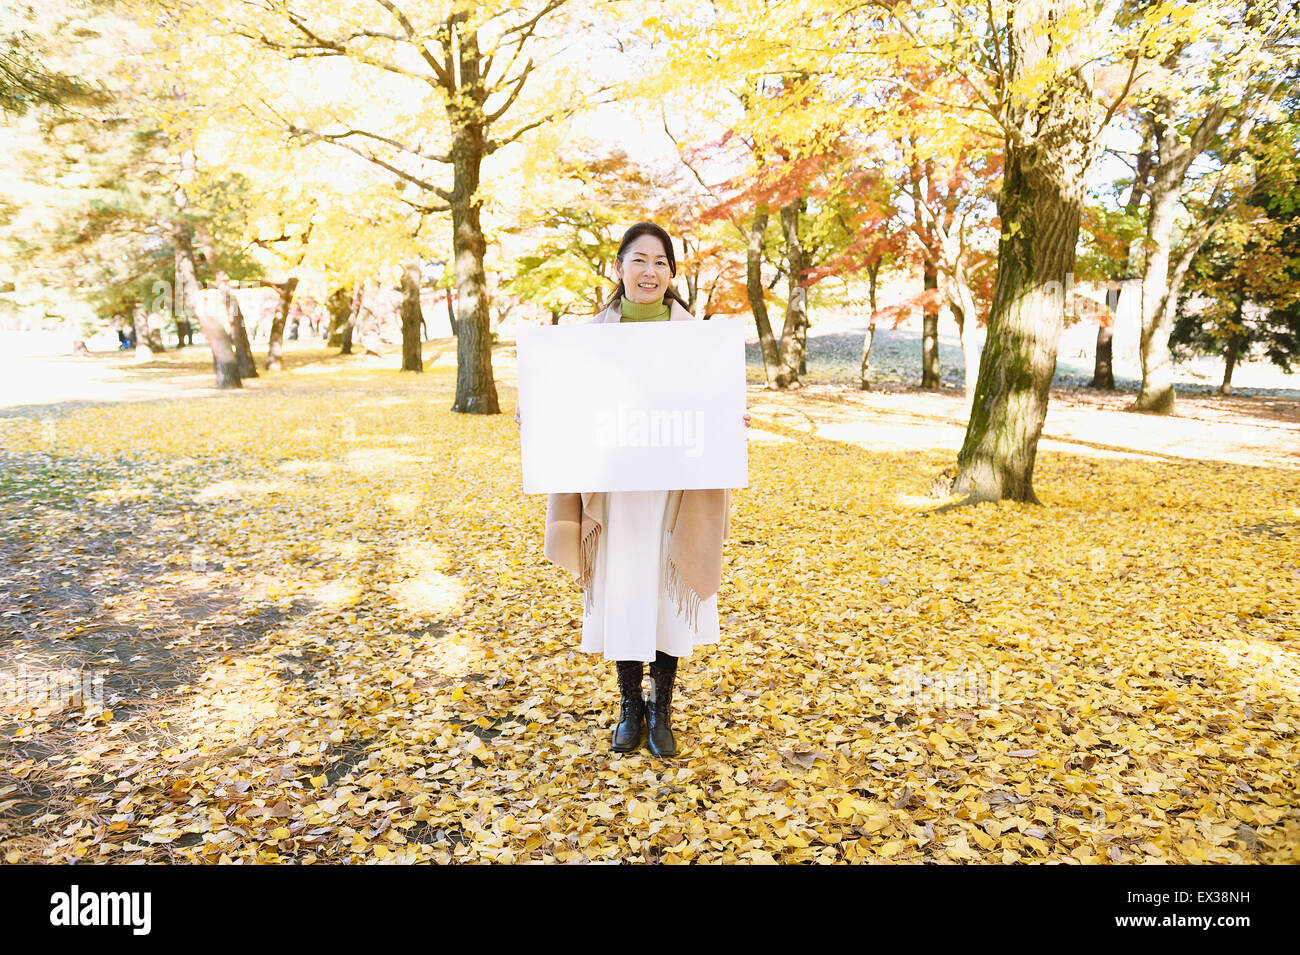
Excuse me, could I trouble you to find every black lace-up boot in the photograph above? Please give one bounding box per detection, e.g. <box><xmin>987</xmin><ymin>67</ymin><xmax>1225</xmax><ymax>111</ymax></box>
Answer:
<box><xmin>612</xmin><ymin>661</ymin><xmax>645</xmax><ymax>752</ymax></box>
<box><xmin>646</xmin><ymin>652</ymin><xmax>678</xmax><ymax>758</ymax></box>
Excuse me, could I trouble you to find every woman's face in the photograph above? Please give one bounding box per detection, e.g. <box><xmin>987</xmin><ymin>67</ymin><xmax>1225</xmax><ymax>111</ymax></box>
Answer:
<box><xmin>615</xmin><ymin>234</ymin><xmax>673</xmax><ymax>305</ymax></box>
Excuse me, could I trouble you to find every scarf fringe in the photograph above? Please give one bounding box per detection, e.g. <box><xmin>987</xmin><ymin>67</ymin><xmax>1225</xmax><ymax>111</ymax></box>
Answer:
<box><xmin>663</xmin><ymin>551</ymin><xmax>702</xmax><ymax>635</ymax></box>
<box><xmin>576</xmin><ymin>511</ymin><xmax>705</xmax><ymax>635</ymax></box>
<box><xmin>578</xmin><ymin>520</ymin><xmax>601</xmax><ymax>616</ymax></box>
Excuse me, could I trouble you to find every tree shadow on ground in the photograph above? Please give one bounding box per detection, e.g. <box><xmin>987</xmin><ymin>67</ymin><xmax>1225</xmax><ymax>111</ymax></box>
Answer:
<box><xmin>0</xmin><ymin>472</ymin><xmax>329</xmax><ymax>828</ymax></box>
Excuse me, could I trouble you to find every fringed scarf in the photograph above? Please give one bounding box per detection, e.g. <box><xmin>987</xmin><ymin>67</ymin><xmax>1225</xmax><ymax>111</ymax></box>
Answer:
<box><xmin>544</xmin><ymin>487</ymin><xmax>731</xmax><ymax>633</ymax></box>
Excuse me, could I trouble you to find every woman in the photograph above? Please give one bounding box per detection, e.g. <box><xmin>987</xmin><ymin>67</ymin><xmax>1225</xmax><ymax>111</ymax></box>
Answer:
<box><xmin>518</xmin><ymin>222</ymin><xmax>750</xmax><ymax>758</ymax></box>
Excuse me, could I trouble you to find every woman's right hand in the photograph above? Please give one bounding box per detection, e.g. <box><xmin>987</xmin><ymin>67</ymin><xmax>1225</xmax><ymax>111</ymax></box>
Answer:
<box><xmin>514</xmin><ymin>407</ymin><xmax>521</xmax><ymax>429</ymax></box>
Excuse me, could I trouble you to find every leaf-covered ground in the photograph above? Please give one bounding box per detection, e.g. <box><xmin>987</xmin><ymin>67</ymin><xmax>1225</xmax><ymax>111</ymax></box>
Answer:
<box><xmin>0</xmin><ymin>342</ymin><xmax>1297</xmax><ymax>863</ymax></box>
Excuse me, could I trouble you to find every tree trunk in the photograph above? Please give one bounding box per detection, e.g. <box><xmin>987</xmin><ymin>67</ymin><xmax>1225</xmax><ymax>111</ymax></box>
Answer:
<box><xmin>400</xmin><ymin>261</ymin><xmax>424</xmax><ymax>372</ymax></box>
<box><xmin>1133</xmin><ymin>184</ymin><xmax>1180</xmax><ymax>413</ymax></box>
<box><xmin>1090</xmin><ymin>324</ymin><xmax>1115</xmax><ymax>389</ymax></box>
<box><xmin>1093</xmin><ymin>138</ymin><xmax>1149</xmax><ymax>391</ymax></box>
<box><xmin>921</xmin><ymin>260</ymin><xmax>940</xmax><ymax>388</ymax></box>
<box><xmin>443</xmin><ymin>23</ymin><xmax>499</xmax><ymax>415</ymax></box>
<box><xmin>747</xmin><ymin>208</ymin><xmax>780</xmax><ymax>387</ymax></box>
<box><xmin>861</xmin><ymin>261</ymin><xmax>880</xmax><ymax>390</ymax></box>
<box><xmin>940</xmin><ymin>260</ymin><xmax>980</xmax><ymax>407</ymax></box>
<box><xmin>952</xmin><ymin>303</ymin><xmax>979</xmax><ymax>410</ymax></box>
<box><xmin>860</xmin><ymin>323</ymin><xmax>876</xmax><ymax>390</ymax></box>
<box><xmin>142</xmin><ymin>307</ymin><xmax>165</xmax><ymax>353</ymax></box>
<box><xmin>445</xmin><ymin>289</ymin><xmax>458</xmax><ymax>337</ymax></box>
<box><xmin>448</xmin><ymin>121</ymin><xmax>498</xmax><ymax>414</ymax></box>
<box><xmin>131</xmin><ymin>304</ymin><xmax>154</xmax><ymax>361</ymax></box>
<box><xmin>952</xmin><ymin>0</ymin><xmax>1096</xmax><ymax>503</ymax></box>
<box><xmin>684</xmin><ymin>245</ymin><xmax>700</xmax><ymax>313</ymax></box>
<box><xmin>1132</xmin><ymin>103</ymin><xmax>1228</xmax><ymax>414</ymax></box>
<box><xmin>1221</xmin><ymin>306</ymin><xmax>1242</xmax><ymax>395</ymax></box>
<box><xmin>172</xmin><ymin>218</ymin><xmax>240</xmax><ymax>388</ymax></box>
<box><xmin>228</xmin><ymin>293</ymin><xmax>256</xmax><ymax>378</ymax></box>
<box><xmin>194</xmin><ymin>221</ymin><xmax>256</xmax><ymax>379</ymax></box>
<box><xmin>911</xmin><ymin>165</ymin><xmax>941</xmax><ymax>389</ymax></box>
<box><xmin>340</xmin><ymin>285</ymin><xmax>363</xmax><ymax>355</ymax></box>
<box><xmin>1220</xmin><ymin>339</ymin><xmax>1238</xmax><ymax>394</ymax></box>
<box><xmin>774</xmin><ymin>200</ymin><xmax>808</xmax><ymax>389</ymax></box>
<box><xmin>265</xmin><ymin>276</ymin><xmax>298</xmax><ymax>371</ymax></box>
<box><xmin>326</xmin><ymin>286</ymin><xmax>351</xmax><ymax>347</ymax></box>
<box><xmin>953</xmin><ymin>184</ymin><xmax>1080</xmax><ymax>501</ymax></box>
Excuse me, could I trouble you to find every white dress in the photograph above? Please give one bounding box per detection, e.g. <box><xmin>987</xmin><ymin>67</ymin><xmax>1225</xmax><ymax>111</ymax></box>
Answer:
<box><xmin>580</xmin><ymin>488</ymin><xmax>721</xmax><ymax>662</ymax></box>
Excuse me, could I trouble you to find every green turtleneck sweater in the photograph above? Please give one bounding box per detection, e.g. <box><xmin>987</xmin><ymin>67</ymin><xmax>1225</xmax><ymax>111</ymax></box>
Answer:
<box><xmin>619</xmin><ymin>295</ymin><xmax>670</xmax><ymax>322</ymax></box>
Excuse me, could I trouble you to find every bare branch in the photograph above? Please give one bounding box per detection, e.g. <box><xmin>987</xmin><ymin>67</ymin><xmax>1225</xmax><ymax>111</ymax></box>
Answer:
<box><xmin>338</xmin><ymin>29</ymin><xmax>406</xmax><ymax>42</ymax></box>
<box><xmin>288</xmin><ymin>123</ymin><xmax>453</xmax><ymax>201</ymax></box>
<box><xmin>1095</xmin><ymin>26</ymin><xmax>1154</xmax><ymax>134</ymax></box>
<box><xmin>483</xmin><ymin>80</ymin><xmax>618</xmax><ymax>153</ymax></box>
<box><xmin>484</xmin><ymin>113</ymin><xmax>549</xmax><ymax>153</ymax></box>
<box><xmin>845</xmin><ymin>73</ymin><xmax>1005</xmax><ymax>139</ymax></box>
<box><xmin>233</xmin><ymin>26</ymin><xmax>437</xmax><ymax>87</ymax></box>
<box><xmin>315</xmin><ymin>127</ymin><xmax>451</xmax><ymax>165</ymax></box>
<box><xmin>661</xmin><ymin>104</ymin><xmax>747</xmax><ymax>241</ymax></box>
<box><xmin>484</xmin><ymin>59</ymin><xmax>532</xmax><ymax>125</ymax></box>
<box><xmin>984</xmin><ymin>0</ymin><xmax>1005</xmax><ymax>85</ymax></box>
<box><xmin>398</xmin><ymin>195</ymin><xmax>452</xmax><ymax>215</ymax></box>
<box><xmin>497</xmin><ymin>0</ymin><xmax>567</xmax><ymax>42</ymax></box>
<box><xmin>868</xmin><ymin>0</ymin><xmax>1009</xmax><ymax>138</ymax></box>
<box><xmin>482</xmin><ymin>0</ymin><xmax>562</xmax><ymax>91</ymax></box>
<box><xmin>370</xmin><ymin>0</ymin><xmax>453</xmax><ymax>88</ymax></box>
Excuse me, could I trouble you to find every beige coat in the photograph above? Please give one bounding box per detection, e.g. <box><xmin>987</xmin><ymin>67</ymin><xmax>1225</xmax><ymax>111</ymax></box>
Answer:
<box><xmin>543</xmin><ymin>297</ymin><xmax>733</xmax><ymax>632</ymax></box>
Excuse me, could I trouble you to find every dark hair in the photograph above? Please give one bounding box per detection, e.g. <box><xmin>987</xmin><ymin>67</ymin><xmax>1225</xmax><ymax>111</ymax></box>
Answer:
<box><xmin>600</xmin><ymin>221</ymin><xmax>693</xmax><ymax>313</ymax></box>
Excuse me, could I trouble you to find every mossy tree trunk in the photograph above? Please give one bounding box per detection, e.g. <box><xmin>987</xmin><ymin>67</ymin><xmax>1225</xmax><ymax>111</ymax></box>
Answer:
<box><xmin>952</xmin><ymin>0</ymin><xmax>1103</xmax><ymax>503</ymax></box>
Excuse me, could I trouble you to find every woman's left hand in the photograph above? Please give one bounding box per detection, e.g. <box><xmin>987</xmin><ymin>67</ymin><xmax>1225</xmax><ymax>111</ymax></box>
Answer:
<box><xmin>743</xmin><ymin>397</ymin><xmax>752</xmax><ymax>428</ymax></box>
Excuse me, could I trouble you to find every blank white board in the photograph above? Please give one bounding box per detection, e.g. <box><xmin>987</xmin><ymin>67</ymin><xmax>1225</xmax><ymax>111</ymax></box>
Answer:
<box><xmin>516</xmin><ymin>319</ymin><xmax>749</xmax><ymax>493</ymax></box>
